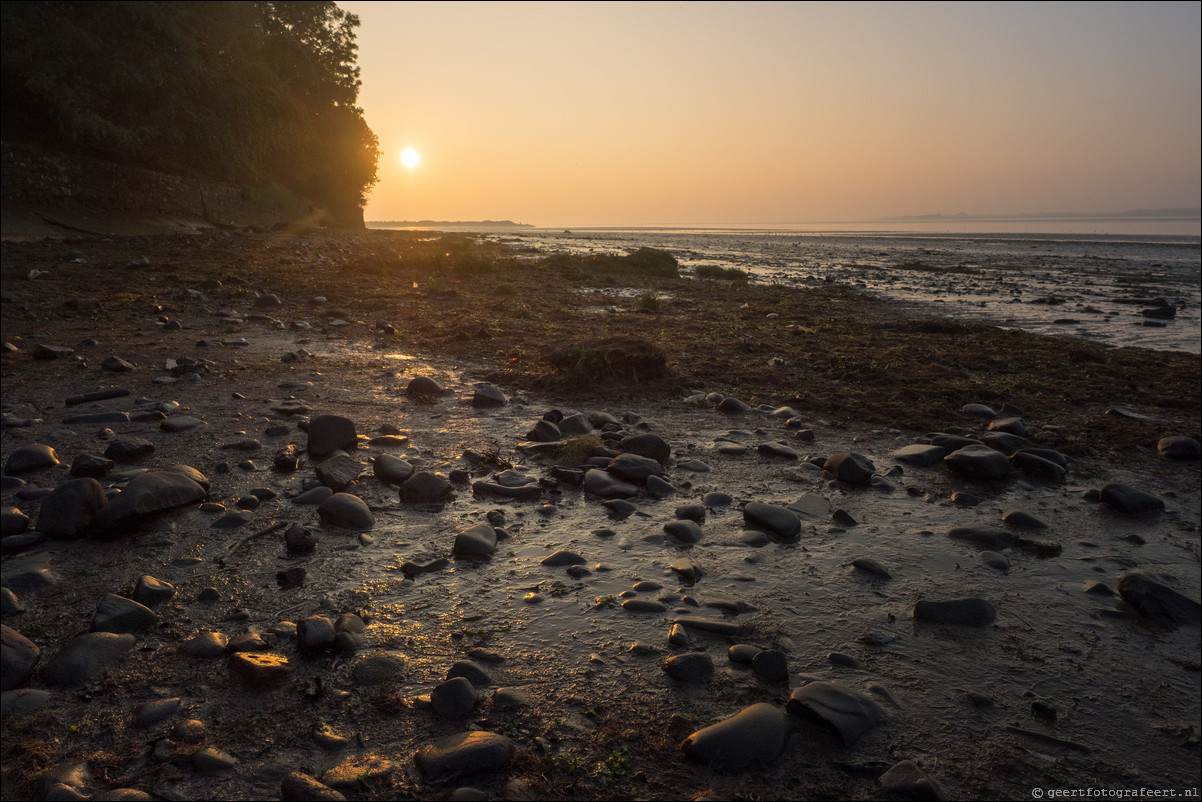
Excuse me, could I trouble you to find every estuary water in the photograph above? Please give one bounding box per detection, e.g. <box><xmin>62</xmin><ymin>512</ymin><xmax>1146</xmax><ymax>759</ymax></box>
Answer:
<box><xmin>490</xmin><ymin>226</ymin><xmax>1201</xmax><ymax>355</ymax></box>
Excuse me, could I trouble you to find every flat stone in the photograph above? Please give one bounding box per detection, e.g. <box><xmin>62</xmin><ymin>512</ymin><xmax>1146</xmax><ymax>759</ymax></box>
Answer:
<box><xmin>228</xmin><ymin>652</ymin><xmax>290</xmax><ymax>687</ymax></box>
<box><xmin>315</xmin><ymin>451</ymin><xmax>363</xmax><ymax>490</ymax></box>
<box><xmin>743</xmin><ymin>501</ymin><xmax>800</xmax><ymax>540</ymax></box>
<box><xmin>92</xmin><ymin>594</ymin><xmax>158</xmax><ymax>634</ymax></box>
<box><xmin>1100</xmin><ymin>483</ymin><xmax>1164</xmax><ymax>515</ymax></box>
<box><xmin>944</xmin><ymin>444</ymin><xmax>1011</xmax><ymax>480</ymax></box>
<box><xmin>948</xmin><ymin>526</ymin><xmax>1017</xmax><ymax>550</ymax></box>
<box><xmin>415</xmin><ymin>731</ymin><xmax>515</xmax><ymax>784</ymax></box>
<box><xmin>1117</xmin><ymin>571</ymin><xmax>1201</xmax><ymax>625</ymax></box>
<box><xmin>5</xmin><ymin>444</ymin><xmax>59</xmax><ymax>474</ymax></box>
<box><xmin>541</xmin><ymin>550</ymin><xmax>586</xmax><ymax>566</ymax></box>
<box><xmin>1001</xmin><ymin>510</ymin><xmax>1048</xmax><ymax>529</ymax></box>
<box><xmin>104</xmin><ymin>437</ymin><xmax>155</xmax><ymax>461</ymax></box>
<box><xmin>852</xmin><ymin>558</ymin><xmax>892</xmax><ymax>580</ymax></box>
<box><xmin>399</xmin><ymin>471</ymin><xmax>453</xmax><ymax>503</ymax></box>
<box><xmin>786</xmin><ymin>681</ymin><xmax>884</xmax><ymax>745</ymax></box>
<box><xmin>1158</xmin><ymin>436</ymin><xmax>1201</xmax><ymax>460</ymax></box>
<box><xmin>913</xmin><ymin>598</ymin><xmax>997</xmax><ymax>626</ymax></box>
<box><xmin>42</xmin><ymin>632</ymin><xmax>136</xmax><ymax>687</ymax></box>
<box><xmin>373</xmin><ymin>454</ymin><xmax>414</xmax><ymax>484</ymax></box>
<box><xmin>893</xmin><ymin>444</ymin><xmax>947</xmax><ymax>466</ymax></box>
<box><xmin>682</xmin><ymin>703</ymin><xmax>793</xmax><ymax>770</ymax></box>
<box><xmin>663</xmin><ymin>652</ymin><xmax>714</xmax><ymax>682</ymax></box>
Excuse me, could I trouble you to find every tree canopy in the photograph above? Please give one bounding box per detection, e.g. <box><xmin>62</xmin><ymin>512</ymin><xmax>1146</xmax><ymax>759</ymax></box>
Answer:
<box><xmin>1</xmin><ymin>1</ymin><xmax>379</xmax><ymax>222</ymax></box>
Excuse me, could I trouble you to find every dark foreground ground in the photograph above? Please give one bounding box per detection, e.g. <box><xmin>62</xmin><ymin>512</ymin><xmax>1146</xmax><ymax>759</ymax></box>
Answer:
<box><xmin>1</xmin><ymin>229</ymin><xmax>1199</xmax><ymax>801</ymax></box>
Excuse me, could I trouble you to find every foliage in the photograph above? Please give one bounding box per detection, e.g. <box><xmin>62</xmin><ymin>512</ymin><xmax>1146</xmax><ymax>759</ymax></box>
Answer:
<box><xmin>539</xmin><ymin>247</ymin><xmax>679</xmax><ymax>278</ymax></box>
<box><xmin>694</xmin><ymin>264</ymin><xmax>750</xmax><ymax>282</ymax></box>
<box><xmin>636</xmin><ymin>290</ymin><xmax>661</xmax><ymax>311</ymax></box>
<box><xmin>0</xmin><ymin>1</ymin><xmax>379</xmax><ymax>222</ymax></box>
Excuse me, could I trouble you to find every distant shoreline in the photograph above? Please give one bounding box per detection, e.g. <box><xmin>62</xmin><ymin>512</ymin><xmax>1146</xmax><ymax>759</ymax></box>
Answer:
<box><xmin>366</xmin><ymin>219</ymin><xmax>533</xmax><ymax>228</ymax></box>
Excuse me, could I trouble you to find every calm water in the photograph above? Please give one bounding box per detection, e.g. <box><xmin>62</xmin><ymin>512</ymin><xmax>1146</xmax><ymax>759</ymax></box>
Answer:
<box><xmin>371</xmin><ymin>224</ymin><xmax>1202</xmax><ymax>354</ymax></box>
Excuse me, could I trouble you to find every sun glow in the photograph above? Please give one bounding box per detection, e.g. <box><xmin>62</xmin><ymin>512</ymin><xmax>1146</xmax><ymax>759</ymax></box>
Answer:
<box><xmin>400</xmin><ymin>148</ymin><xmax>420</xmax><ymax>168</ymax></box>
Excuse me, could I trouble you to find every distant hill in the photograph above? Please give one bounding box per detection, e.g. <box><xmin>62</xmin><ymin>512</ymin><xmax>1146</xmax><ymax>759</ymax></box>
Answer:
<box><xmin>368</xmin><ymin>220</ymin><xmax>534</xmax><ymax>228</ymax></box>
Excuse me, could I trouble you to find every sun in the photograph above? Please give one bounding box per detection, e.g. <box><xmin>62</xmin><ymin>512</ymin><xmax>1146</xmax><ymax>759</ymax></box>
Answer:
<box><xmin>400</xmin><ymin>148</ymin><xmax>420</xmax><ymax>168</ymax></box>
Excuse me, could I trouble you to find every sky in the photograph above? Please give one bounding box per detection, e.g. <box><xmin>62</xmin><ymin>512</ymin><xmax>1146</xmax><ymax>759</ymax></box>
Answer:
<box><xmin>339</xmin><ymin>1</ymin><xmax>1201</xmax><ymax>227</ymax></box>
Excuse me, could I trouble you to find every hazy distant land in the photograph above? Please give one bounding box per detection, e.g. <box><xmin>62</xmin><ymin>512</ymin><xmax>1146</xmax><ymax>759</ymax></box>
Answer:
<box><xmin>367</xmin><ymin>219</ymin><xmax>534</xmax><ymax>228</ymax></box>
<box><xmin>880</xmin><ymin>207</ymin><xmax>1201</xmax><ymax>223</ymax></box>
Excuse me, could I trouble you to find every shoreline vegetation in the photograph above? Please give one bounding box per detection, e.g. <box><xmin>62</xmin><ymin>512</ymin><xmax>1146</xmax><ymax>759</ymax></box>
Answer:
<box><xmin>368</xmin><ymin>220</ymin><xmax>534</xmax><ymax>229</ymax></box>
<box><xmin>3</xmin><ymin>228</ymin><xmax>1197</xmax><ymax>460</ymax></box>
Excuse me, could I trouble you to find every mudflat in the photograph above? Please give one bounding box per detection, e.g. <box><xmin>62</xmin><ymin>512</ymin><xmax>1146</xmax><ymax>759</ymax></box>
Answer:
<box><xmin>2</xmin><ymin>229</ymin><xmax>1199</xmax><ymax>800</ymax></box>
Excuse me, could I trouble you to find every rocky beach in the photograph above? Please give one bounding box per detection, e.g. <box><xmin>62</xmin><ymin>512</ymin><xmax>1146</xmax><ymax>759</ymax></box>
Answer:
<box><xmin>2</xmin><ymin>228</ymin><xmax>1199</xmax><ymax>801</ymax></box>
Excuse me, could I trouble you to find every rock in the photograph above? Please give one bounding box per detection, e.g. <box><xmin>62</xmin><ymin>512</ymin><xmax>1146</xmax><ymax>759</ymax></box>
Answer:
<box><xmin>1117</xmin><ymin>571</ymin><xmax>1201</xmax><ymax>625</ymax></box>
<box><xmin>282</xmin><ymin>772</ymin><xmax>347</xmax><ymax>801</ymax></box>
<box><xmin>69</xmin><ymin>453</ymin><xmax>113</xmax><ymax>478</ymax></box>
<box><xmin>42</xmin><ymin>632</ymin><xmax>136</xmax><ymax>686</ymax></box>
<box><xmin>454</xmin><ymin>523</ymin><xmax>498</xmax><ymax>558</ymax></box>
<box><xmin>981</xmin><ymin>431</ymin><xmax>1027</xmax><ymax>455</ymax></box>
<box><xmin>786</xmin><ymin>681</ymin><xmax>884</xmax><ymax>745</ymax></box>
<box><xmin>852</xmin><ymin>558</ymin><xmax>892</xmax><ymax>580</ymax></box>
<box><xmin>608</xmin><ymin>453</ymin><xmax>664</xmax><ymax>483</ymax></box>
<box><xmin>471</xmin><ymin>383</ymin><xmax>506</xmax><ymax>407</ymax></box>
<box><xmin>211</xmin><ymin>511</ymin><xmax>254</xmax><ymax>528</ymax></box>
<box><xmin>415</xmin><ymin>731</ymin><xmax>515</xmax><ymax>784</ymax></box>
<box><xmin>318</xmin><ymin>492</ymin><xmax>374</xmax><ymax>530</ymax></box>
<box><xmin>913</xmin><ymin>598</ymin><xmax>997</xmax><ymax>626</ymax></box>
<box><xmin>526</xmin><ymin>420</ymin><xmax>562</xmax><ymax>442</ymax></box>
<box><xmin>948</xmin><ymin>526</ymin><xmax>1017</xmax><ymax>550</ymax></box>
<box><xmin>541</xmin><ymin>550</ymin><xmax>586</xmax><ymax>567</ymax></box>
<box><xmin>878</xmin><ymin>760</ymin><xmax>947</xmax><ymax>800</ymax></box>
<box><xmin>373</xmin><ymin>454</ymin><xmax>414</xmax><ymax>484</ymax></box>
<box><xmin>682</xmin><ymin>703</ymin><xmax>793</xmax><ymax>770</ymax></box>
<box><xmin>981</xmin><ymin>551</ymin><xmax>1011</xmax><ymax>571</ymax></box>
<box><xmin>620</xmin><ymin>433</ymin><xmax>670</xmax><ymax>462</ymax></box>
<box><xmin>92</xmin><ymin>594</ymin><xmax>158</xmax><ymax>634</ymax></box>
<box><xmin>315</xmin><ymin>451</ymin><xmax>363</xmax><ymax>490</ymax></box>
<box><xmin>37</xmin><ymin>478</ymin><xmax>107</xmax><ymax>539</ymax></box>
<box><xmin>988</xmin><ymin>416</ymin><xmax>1027</xmax><ymax>436</ymax></box>
<box><xmin>558</xmin><ymin>413</ymin><xmax>594</xmax><ymax>436</ymax></box>
<box><xmin>273</xmin><ymin>444</ymin><xmax>302</xmax><ymax>472</ymax></box>
<box><xmin>298</xmin><ymin>616</ymin><xmax>336</xmax><ymax>653</ymax></box>
<box><xmin>752</xmin><ymin>649</ymin><xmax>790</xmax><ymax>682</ymax></box>
<box><xmin>91</xmin><ymin>470</ymin><xmax>207</xmax><ymax>536</ymax></box>
<box><xmin>1</xmin><ymin>688</ymin><xmax>53</xmax><ymax>717</ymax></box>
<box><xmin>292</xmin><ymin>486</ymin><xmax>333</xmax><ymax>505</ymax></box>
<box><xmin>962</xmin><ymin>403</ymin><xmax>996</xmax><ymax>418</ymax></box>
<box><xmin>1001</xmin><ymin>510</ymin><xmax>1047</xmax><ymax>529</ymax></box>
<box><xmin>132</xmin><ymin>697</ymin><xmax>180</xmax><ymax>727</ymax></box>
<box><xmin>893</xmin><ymin>444</ymin><xmax>947</xmax><ymax>466</ymax></box>
<box><xmin>622</xmin><ymin>599</ymin><xmax>668</xmax><ymax>613</ymax></box>
<box><xmin>228</xmin><ymin>652</ymin><xmax>290</xmax><ymax>687</ymax></box>
<box><xmin>104</xmin><ymin>436</ymin><xmax>155</xmax><ymax>461</ymax></box>
<box><xmin>193</xmin><ymin>745</ymin><xmax>238</xmax><ymax>772</ymax></box>
<box><xmin>718</xmin><ymin>396</ymin><xmax>752</xmax><ymax>414</ymax></box>
<box><xmin>399</xmin><ymin>471</ymin><xmax>453</xmax><ymax>503</ymax></box>
<box><xmin>1157</xmin><ymin>436</ymin><xmax>1201</xmax><ymax>460</ymax></box>
<box><xmin>743</xmin><ymin>501</ymin><xmax>800</xmax><ymax>540</ymax></box>
<box><xmin>432</xmin><ymin>676</ymin><xmax>479</xmax><ymax>718</ymax></box>
<box><xmin>286</xmin><ymin>524</ymin><xmax>318</xmax><ymax>555</ymax></box>
<box><xmin>664</xmin><ymin>520</ymin><xmax>703</xmax><ymax>544</ymax></box>
<box><xmin>824</xmin><ymin>452</ymin><xmax>875</xmax><ymax>484</ymax></box>
<box><xmin>447</xmin><ymin>660</ymin><xmax>492</xmax><ymax>687</ymax></box>
<box><xmin>1100</xmin><ymin>483</ymin><xmax>1164</xmax><ymax>515</ymax></box>
<box><xmin>663</xmin><ymin>652</ymin><xmax>714</xmax><ymax>682</ymax></box>
<box><xmin>1</xmin><ymin>624</ymin><xmax>40</xmax><ymax>691</ymax></box>
<box><xmin>758</xmin><ymin>442</ymin><xmax>799</xmax><ymax>459</ymax></box>
<box><xmin>582</xmin><ymin>469</ymin><xmax>639</xmax><ymax>498</ymax></box>
<box><xmin>0</xmin><ymin>552</ymin><xmax>59</xmax><ymax>592</ymax></box>
<box><xmin>472</xmin><ymin>481</ymin><xmax>541</xmax><ymax>501</ymax></box>
<box><xmin>406</xmin><ymin>376</ymin><xmax>446</xmax><ymax>398</ymax></box>
<box><xmin>307</xmin><ymin>414</ymin><xmax>357</xmax><ymax>457</ymax></box>
<box><xmin>1011</xmin><ymin>450</ymin><xmax>1066</xmax><ymax>480</ymax></box>
<box><xmin>944</xmin><ymin>445</ymin><xmax>1010</xmax><ymax>480</ymax></box>
<box><xmin>181</xmin><ymin>631</ymin><xmax>230</xmax><ymax>658</ymax></box>
<box><xmin>160</xmin><ymin>415</ymin><xmax>206</xmax><ymax>433</ymax></box>
<box><xmin>5</xmin><ymin>444</ymin><xmax>59</xmax><ymax>474</ymax></box>
<box><xmin>321</xmin><ymin>755</ymin><xmax>396</xmax><ymax>789</ymax></box>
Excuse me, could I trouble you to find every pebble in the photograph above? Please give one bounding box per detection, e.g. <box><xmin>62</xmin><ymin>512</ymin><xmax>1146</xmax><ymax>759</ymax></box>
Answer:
<box><xmin>852</xmin><ymin>558</ymin><xmax>892</xmax><ymax>580</ymax></box>
<box><xmin>307</xmin><ymin>414</ymin><xmax>357</xmax><ymax>457</ymax></box>
<box><xmin>743</xmin><ymin>501</ymin><xmax>801</xmax><ymax>540</ymax></box>
<box><xmin>432</xmin><ymin>676</ymin><xmax>479</xmax><ymax>718</ymax></box>
<box><xmin>1</xmin><ymin>624</ymin><xmax>40</xmax><ymax>691</ymax></box>
<box><xmin>4</xmin><ymin>444</ymin><xmax>59</xmax><ymax>474</ymax></box>
<box><xmin>317</xmin><ymin>493</ymin><xmax>374</xmax><ymax>530</ymax></box>
<box><xmin>1157</xmin><ymin>436</ymin><xmax>1201</xmax><ymax>460</ymax></box>
<box><xmin>663</xmin><ymin>652</ymin><xmax>714</xmax><ymax>682</ymax></box>
<box><xmin>944</xmin><ymin>444</ymin><xmax>1010</xmax><ymax>479</ymax></box>
<box><xmin>824</xmin><ymin>452</ymin><xmax>876</xmax><ymax>484</ymax></box>
<box><xmin>454</xmin><ymin>523</ymin><xmax>498</xmax><ymax>558</ymax></box>
<box><xmin>92</xmin><ymin>594</ymin><xmax>158</xmax><ymax>633</ymax></box>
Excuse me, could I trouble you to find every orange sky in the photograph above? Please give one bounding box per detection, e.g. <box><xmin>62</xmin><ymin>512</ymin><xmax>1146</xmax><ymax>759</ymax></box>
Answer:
<box><xmin>339</xmin><ymin>1</ymin><xmax>1201</xmax><ymax>226</ymax></box>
